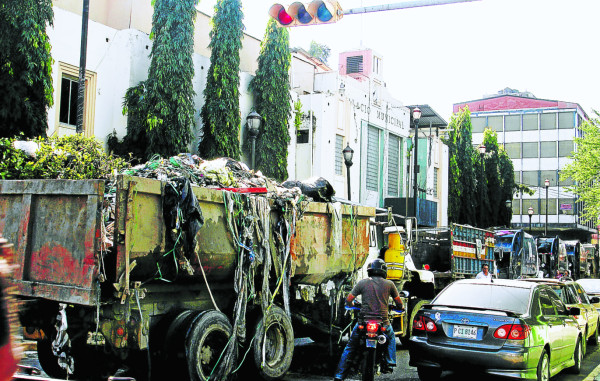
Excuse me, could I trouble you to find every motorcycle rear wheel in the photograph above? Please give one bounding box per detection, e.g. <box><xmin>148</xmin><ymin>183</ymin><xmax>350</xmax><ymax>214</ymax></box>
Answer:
<box><xmin>361</xmin><ymin>347</ymin><xmax>376</xmax><ymax>381</ymax></box>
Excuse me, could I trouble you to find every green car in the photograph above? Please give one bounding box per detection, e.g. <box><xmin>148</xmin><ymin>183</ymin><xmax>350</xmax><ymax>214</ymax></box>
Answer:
<box><xmin>523</xmin><ymin>279</ymin><xmax>600</xmax><ymax>354</ymax></box>
<box><xmin>409</xmin><ymin>279</ymin><xmax>583</xmax><ymax>380</ymax></box>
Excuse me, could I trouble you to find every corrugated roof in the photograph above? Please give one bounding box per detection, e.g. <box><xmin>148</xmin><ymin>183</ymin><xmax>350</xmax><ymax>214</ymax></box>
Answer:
<box><xmin>407</xmin><ymin>104</ymin><xmax>447</xmax><ymax>129</ymax></box>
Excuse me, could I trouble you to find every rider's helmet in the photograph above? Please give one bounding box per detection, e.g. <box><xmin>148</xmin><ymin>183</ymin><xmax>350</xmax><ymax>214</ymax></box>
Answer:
<box><xmin>367</xmin><ymin>258</ymin><xmax>387</xmax><ymax>278</ymax></box>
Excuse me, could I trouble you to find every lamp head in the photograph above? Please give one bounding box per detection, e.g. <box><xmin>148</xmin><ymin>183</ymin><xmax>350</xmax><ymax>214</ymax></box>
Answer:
<box><xmin>478</xmin><ymin>144</ymin><xmax>486</xmax><ymax>155</ymax></box>
<box><xmin>247</xmin><ymin>111</ymin><xmax>261</xmax><ymax>138</ymax></box>
<box><xmin>342</xmin><ymin>143</ymin><xmax>354</xmax><ymax>166</ymax></box>
<box><xmin>528</xmin><ymin>207</ymin><xmax>534</xmax><ymax>216</ymax></box>
<box><xmin>412</xmin><ymin>107</ymin><xmax>421</xmax><ymax>124</ymax></box>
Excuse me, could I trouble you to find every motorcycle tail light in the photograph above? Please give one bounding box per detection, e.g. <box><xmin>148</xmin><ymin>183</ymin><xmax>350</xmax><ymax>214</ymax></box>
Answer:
<box><xmin>367</xmin><ymin>322</ymin><xmax>379</xmax><ymax>333</ymax></box>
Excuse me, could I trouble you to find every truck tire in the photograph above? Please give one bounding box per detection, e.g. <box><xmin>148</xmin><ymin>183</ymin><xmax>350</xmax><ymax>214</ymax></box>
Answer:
<box><xmin>251</xmin><ymin>306</ymin><xmax>294</xmax><ymax>380</ymax></box>
<box><xmin>37</xmin><ymin>338</ymin><xmax>66</xmax><ymax>379</ymax></box>
<box><xmin>186</xmin><ymin>310</ymin><xmax>237</xmax><ymax>381</ymax></box>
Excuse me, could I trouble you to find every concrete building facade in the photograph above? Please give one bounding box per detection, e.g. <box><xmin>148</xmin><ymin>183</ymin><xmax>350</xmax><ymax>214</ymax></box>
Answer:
<box><xmin>454</xmin><ymin>88</ymin><xmax>596</xmax><ymax>241</ymax></box>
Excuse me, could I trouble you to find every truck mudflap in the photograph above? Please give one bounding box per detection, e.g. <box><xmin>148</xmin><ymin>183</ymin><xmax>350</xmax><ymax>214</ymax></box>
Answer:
<box><xmin>0</xmin><ymin>179</ymin><xmax>104</xmax><ymax>305</ymax></box>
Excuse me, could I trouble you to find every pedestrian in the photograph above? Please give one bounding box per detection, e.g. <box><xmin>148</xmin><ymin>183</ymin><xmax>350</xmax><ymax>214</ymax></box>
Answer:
<box><xmin>333</xmin><ymin>259</ymin><xmax>403</xmax><ymax>381</ymax></box>
<box><xmin>475</xmin><ymin>263</ymin><xmax>493</xmax><ymax>282</ymax></box>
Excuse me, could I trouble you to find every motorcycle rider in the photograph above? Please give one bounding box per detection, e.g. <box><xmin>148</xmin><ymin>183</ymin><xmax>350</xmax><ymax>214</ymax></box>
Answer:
<box><xmin>333</xmin><ymin>258</ymin><xmax>403</xmax><ymax>381</ymax></box>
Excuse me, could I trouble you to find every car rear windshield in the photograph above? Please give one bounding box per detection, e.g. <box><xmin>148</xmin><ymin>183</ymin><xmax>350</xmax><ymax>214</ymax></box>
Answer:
<box><xmin>433</xmin><ymin>283</ymin><xmax>531</xmax><ymax>315</ymax></box>
<box><xmin>578</xmin><ymin>280</ymin><xmax>600</xmax><ymax>294</ymax></box>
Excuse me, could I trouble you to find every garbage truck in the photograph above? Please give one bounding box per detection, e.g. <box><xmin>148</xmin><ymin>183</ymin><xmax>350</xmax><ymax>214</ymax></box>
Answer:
<box><xmin>0</xmin><ymin>174</ymin><xmax>377</xmax><ymax>381</ymax></box>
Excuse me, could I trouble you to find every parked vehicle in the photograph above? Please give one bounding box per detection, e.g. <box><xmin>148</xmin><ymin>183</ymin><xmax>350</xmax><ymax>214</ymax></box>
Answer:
<box><xmin>581</xmin><ymin>244</ymin><xmax>597</xmax><ymax>278</ymax></box>
<box><xmin>577</xmin><ymin>279</ymin><xmax>600</xmax><ymax>312</ymax></box>
<box><xmin>0</xmin><ymin>175</ymin><xmax>376</xmax><ymax>381</ymax></box>
<box><xmin>409</xmin><ymin>278</ymin><xmax>583</xmax><ymax>381</ymax></box>
<box><xmin>379</xmin><ymin>224</ymin><xmax>495</xmax><ymax>343</ymax></box>
<box><xmin>564</xmin><ymin>240</ymin><xmax>583</xmax><ymax>279</ymax></box>
<box><xmin>494</xmin><ymin>230</ymin><xmax>539</xmax><ymax>279</ymax></box>
<box><xmin>0</xmin><ymin>236</ymin><xmax>18</xmax><ymax>381</ymax></box>
<box><xmin>520</xmin><ymin>278</ymin><xmax>600</xmax><ymax>352</ymax></box>
<box><xmin>537</xmin><ymin>236</ymin><xmax>567</xmax><ymax>278</ymax></box>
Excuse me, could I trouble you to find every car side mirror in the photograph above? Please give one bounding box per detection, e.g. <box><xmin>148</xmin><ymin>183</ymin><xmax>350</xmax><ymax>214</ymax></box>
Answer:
<box><xmin>568</xmin><ymin>307</ymin><xmax>581</xmax><ymax>316</ymax></box>
<box><xmin>590</xmin><ymin>297</ymin><xmax>600</xmax><ymax>304</ymax></box>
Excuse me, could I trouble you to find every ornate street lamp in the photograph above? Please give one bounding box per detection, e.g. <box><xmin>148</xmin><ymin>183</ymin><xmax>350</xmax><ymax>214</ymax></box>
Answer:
<box><xmin>342</xmin><ymin>143</ymin><xmax>354</xmax><ymax>200</ymax></box>
<box><xmin>505</xmin><ymin>199</ymin><xmax>512</xmax><ymax>228</ymax></box>
<box><xmin>528</xmin><ymin>206</ymin><xmax>534</xmax><ymax>234</ymax></box>
<box><xmin>246</xmin><ymin>111</ymin><xmax>261</xmax><ymax>170</ymax></box>
<box><xmin>544</xmin><ymin>178</ymin><xmax>550</xmax><ymax>236</ymax></box>
<box><xmin>412</xmin><ymin>107</ymin><xmax>421</xmax><ymax>221</ymax></box>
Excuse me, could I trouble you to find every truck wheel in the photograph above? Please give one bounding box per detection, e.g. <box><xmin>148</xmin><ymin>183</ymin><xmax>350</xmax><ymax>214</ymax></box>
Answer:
<box><xmin>186</xmin><ymin>310</ymin><xmax>236</xmax><ymax>381</ymax></box>
<box><xmin>251</xmin><ymin>306</ymin><xmax>294</xmax><ymax>381</ymax></box>
<box><xmin>37</xmin><ymin>339</ymin><xmax>67</xmax><ymax>379</ymax></box>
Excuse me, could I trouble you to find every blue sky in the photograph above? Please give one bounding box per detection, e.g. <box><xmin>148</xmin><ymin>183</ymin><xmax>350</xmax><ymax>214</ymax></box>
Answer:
<box><xmin>197</xmin><ymin>0</ymin><xmax>600</xmax><ymax>120</ymax></box>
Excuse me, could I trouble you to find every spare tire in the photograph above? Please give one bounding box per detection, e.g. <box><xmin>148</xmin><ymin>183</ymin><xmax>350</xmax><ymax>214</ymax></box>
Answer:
<box><xmin>251</xmin><ymin>306</ymin><xmax>294</xmax><ymax>380</ymax></box>
<box><xmin>186</xmin><ymin>310</ymin><xmax>236</xmax><ymax>381</ymax></box>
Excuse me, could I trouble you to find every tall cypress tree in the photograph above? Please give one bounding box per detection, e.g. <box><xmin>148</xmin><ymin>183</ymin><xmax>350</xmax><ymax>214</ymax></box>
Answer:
<box><xmin>447</xmin><ymin>107</ymin><xmax>477</xmax><ymax>225</ymax></box>
<box><xmin>249</xmin><ymin>19</ymin><xmax>291</xmax><ymax>181</ymax></box>
<box><xmin>119</xmin><ymin>0</ymin><xmax>197</xmax><ymax>159</ymax></box>
<box><xmin>499</xmin><ymin>147</ymin><xmax>515</xmax><ymax>227</ymax></box>
<box><xmin>0</xmin><ymin>0</ymin><xmax>54</xmax><ymax>138</ymax></box>
<box><xmin>198</xmin><ymin>0</ymin><xmax>244</xmax><ymax>160</ymax></box>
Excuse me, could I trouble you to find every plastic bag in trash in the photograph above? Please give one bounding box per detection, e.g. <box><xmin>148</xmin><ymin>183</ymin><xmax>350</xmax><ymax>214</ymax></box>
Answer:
<box><xmin>281</xmin><ymin>177</ymin><xmax>335</xmax><ymax>202</ymax></box>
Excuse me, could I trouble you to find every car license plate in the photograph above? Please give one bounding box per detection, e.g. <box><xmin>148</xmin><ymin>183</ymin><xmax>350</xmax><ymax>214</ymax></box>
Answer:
<box><xmin>366</xmin><ymin>339</ymin><xmax>377</xmax><ymax>348</ymax></box>
<box><xmin>453</xmin><ymin>325</ymin><xmax>478</xmax><ymax>339</ymax></box>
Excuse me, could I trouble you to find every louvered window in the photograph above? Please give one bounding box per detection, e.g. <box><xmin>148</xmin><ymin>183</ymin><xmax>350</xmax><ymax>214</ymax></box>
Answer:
<box><xmin>387</xmin><ymin>135</ymin><xmax>399</xmax><ymax>196</ymax></box>
<box><xmin>335</xmin><ymin>135</ymin><xmax>343</xmax><ymax>175</ymax></box>
<box><xmin>366</xmin><ymin>126</ymin><xmax>379</xmax><ymax>191</ymax></box>
<box><xmin>346</xmin><ymin>55</ymin><xmax>363</xmax><ymax>74</ymax></box>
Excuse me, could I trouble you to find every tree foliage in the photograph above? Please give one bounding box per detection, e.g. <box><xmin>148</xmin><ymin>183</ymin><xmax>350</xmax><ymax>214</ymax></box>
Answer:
<box><xmin>0</xmin><ymin>0</ymin><xmax>54</xmax><ymax>138</ymax></box>
<box><xmin>308</xmin><ymin>40</ymin><xmax>330</xmax><ymax>65</ymax></box>
<box><xmin>248</xmin><ymin>18</ymin><xmax>291</xmax><ymax>181</ymax></box>
<box><xmin>561</xmin><ymin>111</ymin><xmax>600</xmax><ymax>223</ymax></box>
<box><xmin>198</xmin><ymin>0</ymin><xmax>244</xmax><ymax>160</ymax></box>
<box><xmin>481</xmin><ymin>129</ymin><xmax>514</xmax><ymax>228</ymax></box>
<box><xmin>446</xmin><ymin>107</ymin><xmax>477</xmax><ymax>225</ymax></box>
<box><xmin>115</xmin><ymin>0</ymin><xmax>197</xmax><ymax>160</ymax></box>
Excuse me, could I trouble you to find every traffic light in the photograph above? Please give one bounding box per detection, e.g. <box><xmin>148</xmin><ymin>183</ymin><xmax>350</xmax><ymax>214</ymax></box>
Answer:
<box><xmin>269</xmin><ymin>1</ymin><xmax>343</xmax><ymax>27</ymax></box>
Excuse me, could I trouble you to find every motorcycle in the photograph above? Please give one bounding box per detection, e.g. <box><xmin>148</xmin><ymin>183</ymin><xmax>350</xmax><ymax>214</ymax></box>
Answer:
<box><xmin>345</xmin><ymin>304</ymin><xmax>404</xmax><ymax>381</ymax></box>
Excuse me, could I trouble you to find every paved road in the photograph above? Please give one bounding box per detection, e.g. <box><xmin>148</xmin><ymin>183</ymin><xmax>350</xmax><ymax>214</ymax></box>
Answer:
<box><xmin>283</xmin><ymin>339</ymin><xmax>600</xmax><ymax>381</ymax></box>
<box><xmin>15</xmin><ymin>339</ymin><xmax>600</xmax><ymax>381</ymax></box>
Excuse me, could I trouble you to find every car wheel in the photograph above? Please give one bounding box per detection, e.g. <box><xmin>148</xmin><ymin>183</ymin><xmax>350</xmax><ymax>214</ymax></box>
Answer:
<box><xmin>536</xmin><ymin>351</ymin><xmax>550</xmax><ymax>381</ymax></box>
<box><xmin>590</xmin><ymin>320</ymin><xmax>600</xmax><ymax>346</ymax></box>
<box><xmin>570</xmin><ymin>338</ymin><xmax>582</xmax><ymax>374</ymax></box>
<box><xmin>417</xmin><ymin>366</ymin><xmax>441</xmax><ymax>381</ymax></box>
<box><xmin>582</xmin><ymin>328</ymin><xmax>587</xmax><ymax>356</ymax></box>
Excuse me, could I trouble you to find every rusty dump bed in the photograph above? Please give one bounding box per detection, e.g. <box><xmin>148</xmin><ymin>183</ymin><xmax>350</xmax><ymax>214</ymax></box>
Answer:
<box><xmin>0</xmin><ymin>179</ymin><xmax>104</xmax><ymax>305</ymax></box>
<box><xmin>0</xmin><ymin>176</ymin><xmax>374</xmax><ymax>306</ymax></box>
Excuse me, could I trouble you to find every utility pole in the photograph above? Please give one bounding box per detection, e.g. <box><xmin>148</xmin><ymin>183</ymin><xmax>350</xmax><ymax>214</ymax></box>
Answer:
<box><xmin>76</xmin><ymin>0</ymin><xmax>90</xmax><ymax>134</ymax></box>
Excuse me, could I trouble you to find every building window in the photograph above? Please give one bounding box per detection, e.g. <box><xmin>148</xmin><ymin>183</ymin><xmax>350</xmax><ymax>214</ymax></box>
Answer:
<box><xmin>471</xmin><ymin>117</ymin><xmax>486</xmax><ymax>133</ymax></box>
<box><xmin>433</xmin><ymin>167</ymin><xmax>439</xmax><ymax>198</ymax></box>
<box><xmin>56</xmin><ymin>62</ymin><xmax>96</xmax><ymax>137</ymax></box>
<box><xmin>522</xmin><ymin>142</ymin><xmax>538</xmax><ymax>158</ymax></box>
<box><xmin>522</xmin><ymin>199</ymin><xmax>537</xmax><ymax>215</ymax></box>
<box><xmin>346</xmin><ymin>55</ymin><xmax>363</xmax><ymax>74</ymax></box>
<box><xmin>366</xmin><ymin>126</ymin><xmax>380</xmax><ymax>191</ymax></box>
<box><xmin>522</xmin><ymin>171</ymin><xmax>538</xmax><ymax>188</ymax></box>
<box><xmin>505</xmin><ymin>115</ymin><xmax>521</xmax><ymax>131</ymax></box>
<box><xmin>523</xmin><ymin>114</ymin><xmax>538</xmax><ymax>130</ymax></box>
<box><xmin>540</xmin><ymin>141</ymin><xmax>557</xmax><ymax>158</ymax></box>
<box><xmin>512</xmin><ymin>199</ymin><xmax>521</xmax><ymax>215</ymax></box>
<box><xmin>559</xmin><ymin>112</ymin><xmax>575</xmax><ymax>129</ymax></box>
<box><xmin>559</xmin><ymin>171</ymin><xmax>574</xmax><ymax>187</ymax></box>
<box><xmin>559</xmin><ymin>140</ymin><xmax>574</xmax><ymax>157</ymax></box>
<box><xmin>541</xmin><ymin>198</ymin><xmax>557</xmax><ymax>215</ymax></box>
<box><xmin>504</xmin><ymin>142</ymin><xmax>521</xmax><ymax>159</ymax></box>
<box><xmin>488</xmin><ymin>116</ymin><xmax>503</xmax><ymax>132</ymax></box>
<box><xmin>540</xmin><ymin>113</ymin><xmax>556</xmax><ymax>130</ymax></box>
<box><xmin>540</xmin><ymin>170</ymin><xmax>556</xmax><ymax>186</ymax></box>
<box><xmin>297</xmin><ymin>130</ymin><xmax>309</xmax><ymax>144</ymax></box>
<box><xmin>559</xmin><ymin>198</ymin><xmax>575</xmax><ymax>215</ymax></box>
<box><xmin>335</xmin><ymin>135</ymin><xmax>343</xmax><ymax>175</ymax></box>
<box><xmin>387</xmin><ymin>134</ymin><xmax>400</xmax><ymax>196</ymax></box>
<box><xmin>514</xmin><ymin>171</ymin><xmax>521</xmax><ymax>184</ymax></box>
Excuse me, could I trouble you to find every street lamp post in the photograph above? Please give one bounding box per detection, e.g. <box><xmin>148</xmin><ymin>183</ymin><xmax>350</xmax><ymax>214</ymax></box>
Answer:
<box><xmin>478</xmin><ymin>144</ymin><xmax>486</xmax><ymax>227</ymax></box>
<box><xmin>505</xmin><ymin>199</ymin><xmax>512</xmax><ymax>228</ymax></box>
<box><xmin>412</xmin><ymin>107</ymin><xmax>421</xmax><ymax>221</ymax></box>
<box><xmin>246</xmin><ymin>111</ymin><xmax>261</xmax><ymax>170</ymax></box>
<box><xmin>342</xmin><ymin>143</ymin><xmax>354</xmax><ymax>201</ymax></box>
<box><xmin>528</xmin><ymin>207</ymin><xmax>534</xmax><ymax>234</ymax></box>
<box><xmin>545</xmin><ymin>178</ymin><xmax>550</xmax><ymax>236</ymax></box>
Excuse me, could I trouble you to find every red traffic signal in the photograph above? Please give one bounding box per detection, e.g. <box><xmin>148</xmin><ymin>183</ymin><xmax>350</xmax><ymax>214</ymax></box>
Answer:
<box><xmin>269</xmin><ymin>1</ymin><xmax>343</xmax><ymax>27</ymax></box>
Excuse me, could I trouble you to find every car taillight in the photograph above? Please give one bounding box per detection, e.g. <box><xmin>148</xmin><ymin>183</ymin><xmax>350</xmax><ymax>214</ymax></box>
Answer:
<box><xmin>413</xmin><ymin>316</ymin><xmax>437</xmax><ymax>332</ymax></box>
<box><xmin>494</xmin><ymin>324</ymin><xmax>530</xmax><ymax>340</ymax></box>
<box><xmin>367</xmin><ymin>322</ymin><xmax>379</xmax><ymax>333</ymax></box>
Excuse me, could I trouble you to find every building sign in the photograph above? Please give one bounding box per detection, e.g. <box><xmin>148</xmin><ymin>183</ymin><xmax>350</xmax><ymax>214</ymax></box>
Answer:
<box><xmin>560</xmin><ymin>204</ymin><xmax>572</xmax><ymax>210</ymax></box>
<box><xmin>375</xmin><ymin>110</ymin><xmax>403</xmax><ymax>128</ymax></box>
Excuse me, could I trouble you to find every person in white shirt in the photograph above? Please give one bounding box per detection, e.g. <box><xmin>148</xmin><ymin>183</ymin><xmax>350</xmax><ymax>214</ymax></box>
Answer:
<box><xmin>475</xmin><ymin>264</ymin><xmax>493</xmax><ymax>281</ymax></box>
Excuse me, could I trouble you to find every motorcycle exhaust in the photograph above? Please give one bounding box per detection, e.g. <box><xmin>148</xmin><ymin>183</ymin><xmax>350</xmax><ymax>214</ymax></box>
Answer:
<box><xmin>377</xmin><ymin>335</ymin><xmax>387</xmax><ymax>345</ymax></box>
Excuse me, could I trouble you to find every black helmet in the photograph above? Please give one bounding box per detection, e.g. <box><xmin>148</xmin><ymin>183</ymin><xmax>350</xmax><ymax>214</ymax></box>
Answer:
<box><xmin>367</xmin><ymin>258</ymin><xmax>387</xmax><ymax>278</ymax></box>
